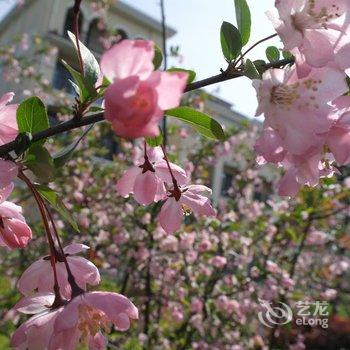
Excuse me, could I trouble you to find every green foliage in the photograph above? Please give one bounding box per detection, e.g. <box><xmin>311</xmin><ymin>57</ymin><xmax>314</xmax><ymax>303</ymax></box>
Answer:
<box><xmin>234</xmin><ymin>0</ymin><xmax>251</xmax><ymax>46</ymax></box>
<box><xmin>153</xmin><ymin>44</ymin><xmax>163</xmax><ymax>70</ymax></box>
<box><xmin>146</xmin><ymin>132</ymin><xmax>163</xmax><ymax>147</ymax></box>
<box><xmin>16</xmin><ymin>96</ymin><xmax>49</xmax><ymax>145</ymax></box>
<box><xmin>243</xmin><ymin>59</ymin><xmax>261</xmax><ymax>79</ymax></box>
<box><xmin>24</xmin><ymin>144</ymin><xmax>55</xmax><ymax>182</ymax></box>
<box><xmin>166</xmin><ymin>106</ymin><xmax>226</xmax><ymax>141</ymax></box>
<box><xmin>253</xmin><ymin>59</ymin><xmax>267</xmax><ymax>75</ymax></box>
<box><xmin>61</xmin><ymin>60</ymin><xmax>90</xmax><ymax>102</ymax></box>
<box><xmin>35</xmin><ymin>184</ymin><xmax>80</xmax><ymax>232</ymax></box>
<box><xmin>67</xmin><ymin>31</ymin><xmax>100</xmax><ymax>96</ymax></box>
<box><xmin>266</xmin><ymin>46</ymin><xmax>280</xmax><ymax>62</ymax></box>
<box><xmin>167</xmin><ymin>67</ymin><xmax>196</xmax><ymax>84</ymax></box>
<box><xmin>282</xmin><ymin>50</ymin><xmax>294</xmax><ymax>59</ymax></box>
<box><xmin>220</xmin><ymin>21</ymin><xmax>242</xmax><ymax>61</ymax></box>
<box><xmin>53</xmin><ymin>125</ymin><xmax>94</xmax><ymax>168</ymax></box>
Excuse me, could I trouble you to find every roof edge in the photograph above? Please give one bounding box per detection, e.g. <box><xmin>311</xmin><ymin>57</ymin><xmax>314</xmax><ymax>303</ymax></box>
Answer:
<box><xmin>112</xmin><ymin>1</ymin><xmax>176</xmax><ymax>38</ymax></box>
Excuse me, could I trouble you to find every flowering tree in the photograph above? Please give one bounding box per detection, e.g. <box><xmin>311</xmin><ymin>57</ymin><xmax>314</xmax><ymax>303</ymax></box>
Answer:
<box><xmin>0</xmin><ymin>0</ymin><xmax>350</xmax><ymax>349</ymax></box>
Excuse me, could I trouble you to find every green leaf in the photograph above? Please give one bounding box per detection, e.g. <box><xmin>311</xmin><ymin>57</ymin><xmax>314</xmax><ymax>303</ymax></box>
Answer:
<box><xmin>244</xmin><ymin>59</ymin><xmax>260</xmax><ymax>80</ymax></box>
<box><xmin>53</xmin><ymin>125</ymin><xmax>94</xmax><ymax>168</ymax></box>
<box><xmin>220</xmin><ymin>21</ymin><xmax>242</xmax><ymax>61</ymax></box>
<box><xmin>16</xmin><ymin>97</ymin><xmax>49</xmax><ymax>145</ymax></box>
<box><xmin>167</xmin><ymin>68</ymin><xmax>196</xmax><ymax>84</ymax></box>
<box><xmin>61</xmin><ymin>60</ymin><xmax>90</xmax><ymax>102</ymax></box>
<box><xmin>88</xmin><ymin>106</ymin><xmax>105</xmax><ymax>113</ymax></box>
<box><xmin>35</xmin><ymin>184</ymin><xmax>80</xmax><ymax>232</ymax></box>
<box><xmin>253</xmin><ymin>59</ymin><xmax>267</xmax><ymax>75</ymax></box>
<box><xmin>153</xmin><ymin>45</ymin><xmax>163</xmax><ymax>70</ymax></box>
<box><xmin>24</xmin><ymin>144</ymin><xmax>55</xmax><ymax>182</ymax></box>
<box><xmin>67</xmin><ymin>31</ymin><xmax>100</xmax><ymax>94</ymax></box>
<box><xmin>146</xmin><ymin>132</ymin><xmax>163</xmax><ymax>147</ymax></box>
<box><xmin>286</xmin><ymin>227</ymin><xmax>298</xmax><ymax>242</ymax></box>
<box><xmin>282</xmin><ymin>50</ymin><xmax>294</xmax><ymax>60</ymax></box>
<box><xmin>234</xmin><ymin>0</ymin><xmax>251</xmax><ymax>46</ymax></box>
<box><xmin>266</xmin><ymin>46</ymin><xmax>280</xmax><ymax>62</ymax></box>
<box><xmin>96</xmin><ymin>76</ymin><xmax>111</xmax><ymax>99</ymax></box>
<box><xmin>165</xmin><ymin>107</ymin><xmax>226</xmax><ymax>141</ymax></box>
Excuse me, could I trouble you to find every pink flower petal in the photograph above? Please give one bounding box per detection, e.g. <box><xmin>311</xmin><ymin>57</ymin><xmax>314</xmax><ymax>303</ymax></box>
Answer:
<box><xmin>116</xmin><ymin>166</ymin><xmax>141</xmax><ymax>197</ymax></box>
<box><xmin>63</xmin><ymin>243</ymin><xmax>90</xmax><ymax>255</ymax></box>
<box><xmin>158</xmin><ymin>198</ymin><xmax>183</xmax><ymax>234</ymax></box>
<box><xmin>100</xmin><ymin>40</ymin><xmax>154</xmax><ymax>81</ymax></box>
<box><xmin>133</xmin><ymin>171</ymin><xmax>158</xmax><ymax>205</ymax></box>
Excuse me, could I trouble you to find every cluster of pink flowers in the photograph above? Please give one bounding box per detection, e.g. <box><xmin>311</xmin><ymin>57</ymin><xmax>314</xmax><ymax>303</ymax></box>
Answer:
<box><xmin>254</xmin><ymin>0</ymin><xmax>350</xmax><ymax>196</ymax></box>
<box><xmin>11</xmin><ymin>244</ymin><xmax>138</xmax><ymax>350</ymax></box>
<box><xmin>0</xmin><ymin>93</ymin><xmax>32</xmax><ymax>250</ymax></box>
<box><xmin>116</xmin><ymin>145</ymin><xmax>216</xmax><ymax>234</ymax></box>
<box><xmin>0</xmin><ymin>92</ymin><xmax>138</xmax><ymax>349</ymax></box>
<box><xmin>101</xmin><ymin>39</ymin><xmax>188</xmax><ymax>138</ymax></box>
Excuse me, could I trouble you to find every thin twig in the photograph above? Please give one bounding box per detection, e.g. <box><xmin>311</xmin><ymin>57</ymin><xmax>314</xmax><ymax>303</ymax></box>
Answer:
<box><xmin>235</xmin><ymin>33</ymin><xmax>278</xmax><ymax>66</ymax></box>
<box><xmin>73</xmin><ymin>0</ymin><xmax>84</xmax><ymax>76</ymax></box>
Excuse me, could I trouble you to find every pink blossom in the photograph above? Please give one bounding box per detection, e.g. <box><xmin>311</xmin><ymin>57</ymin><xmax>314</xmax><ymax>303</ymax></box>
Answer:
<box><xmin>281</xmin><ymin>274</ymin><xmax>295</xmax><ymax>289</ymax></box>
<box><xmin>17</xmin><ymin>244</ymin><xmax>100</xmax><ymax>299</ymax></box>
<box><xmin>0</xmin><ymin>92</ymin><xmax>18</xmax><ymax>145</ymax></box>
<box><xmin>327</xmin><ymin>96</ymin><xmax>350</xmax><ymax>165</ymax></box>
<box><xmin>11</xmin><ymin>294</ymin><xmax>64</xmax><ymax>350</ymax></box>
<box><xmin>266</xmin><ymin>260</ymin><xmax>280</xmax><ymax>274</ymax></box>
<box><xmin>320</xmin><ymin>288</ymin><xmax>337</xmax><ymax>301</ymax></box>
<box><xmin>209</xmin><ymin>256</ymin><xmax>227</xmax><ymax>269</ymax></box>
<box><xmin>158</xmin><ymin>185</ymin><xmax>216</xmax><ymax>234</ymax></box>
<box><xmin>50</xmin><ymin>292</ymin><xmax>138</xmax><ymax>348</ymax></box>
<box><xmin>0</xmin><ymin>159</ymin><xmax>17</xmax><ymax>202</ymax></box>
<box><xmin>306</xmin><ymin>230</ymin><xmax>328</xmax><ymax>245</ymax></box>
<box><xmin>198</xmin><ymin>239</ymin><xmax>213</xmax><ymax>253</ymax></box>
<box><xmin>215</xmin><ymin>295</ymin><xmax>241</xmax><ymax>316</ymax></box>
<box><xmin>170</xmin><ymin>305</ymin><xmax>184</xmax><ymax>323</ymax></box>
<box><xmin>0</xmin><ymin>188</ymin><xmax>32</xmax><ymax>249</ymax></box>
<box><xmin>277</xmin><ymin>149</ymin><xmax>337</xmax><ymax>196</ymax></box>
<box><xmin>0</xmin><ymin>159</ymin><xmax>17</xmax><ymax>190</ymax></box>
<box><xmin>254</xmin><ymin>127</ymin><xmax>286</xmax><ymax>164</ymax></box>
<box><xmin>190</xmin><ymin>298</ymin><xmax>204</xmax><ymax>313</ymax></box>
<box><xmin>160</xmin><ymin>235</ymin><xmax>178</xmax><ymax>252</ymax></box>
<box><xmin>116</xmin><ymin>147</ymin><xmax>188</xmax><ymax>205</ymax></box>
<box><xmin>11</xmin><ymin>291</ymin><xmax>138</xmax><ymax>350</ymax></box>
<box><xmin>179</xmin><ymin>232</ymin><xmax>196</xmax><ymax>250</ymax></box>
<box><xmin>100</xmin><ymin>40</ymin><xmax>187</xmax><ymax>138</ymax></box>
<box><xmin>267</xmin><ymin>0</ymin><xmax>350</xmax><ymax>68</ymax></box>
<box><xmin>254</xmin><ymin>66</ymin><xmax>347</xmax><ymax>155</ymax></box>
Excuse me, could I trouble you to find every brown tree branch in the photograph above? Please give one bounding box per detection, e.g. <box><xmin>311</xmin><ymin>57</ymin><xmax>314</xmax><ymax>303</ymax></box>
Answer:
<box><xmin>0</xmin><ymin>57</ymin><xmax>294</xmax><ymax>158</ymax></box>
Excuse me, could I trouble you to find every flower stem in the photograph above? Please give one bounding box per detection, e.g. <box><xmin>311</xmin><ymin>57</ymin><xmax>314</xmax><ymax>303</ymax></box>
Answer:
<box><xmin>160</xmin><ymin>144</ymin><xmax>181</xmax><ymax>200</ymax></box>
<box><xmin>43</xmin><ymin>202</ymin><xmax>85</xmax><ymax>298</ymax></box>
<box><xmin>18</xmin><ymin>171</ymin><xmax>64</xmax><ymax>307</ymax></box>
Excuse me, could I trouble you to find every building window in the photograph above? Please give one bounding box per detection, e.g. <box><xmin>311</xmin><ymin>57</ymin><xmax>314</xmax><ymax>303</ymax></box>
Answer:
<box><xmin>52</xmin><ymin>60</ymin><xmax>75</xmax><ymax>94</ymax></box>
<box><xmin>63</xmin><ymin>7</ymin><xmax>83</xmax><ymax>38</ymax></box>
<box><xmin>221</xmin><ymin>166</ymin><xmax>234</xmax><ymax>197</ymax></box>
<box><xmin>86</xmin><ymin>18</ymin><xmax>106</xmax><ymax>53</ymax></box>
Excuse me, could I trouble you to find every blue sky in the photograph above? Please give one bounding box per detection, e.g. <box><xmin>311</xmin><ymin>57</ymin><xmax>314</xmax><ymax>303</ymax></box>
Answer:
<box><xmin>0</xmin><ymin>0</ymin><xmax>279</xmax><ymax>116</ymax></box>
